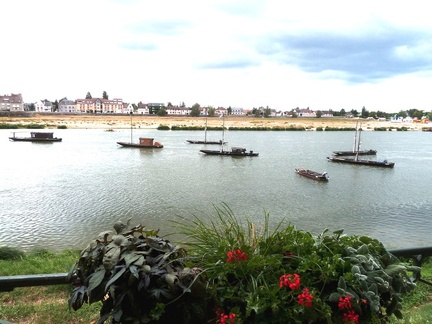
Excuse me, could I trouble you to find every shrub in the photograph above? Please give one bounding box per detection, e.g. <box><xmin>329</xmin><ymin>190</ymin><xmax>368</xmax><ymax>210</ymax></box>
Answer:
<box><xmin>70</xmin><ymin>206</ymin><xmax>419</xmax><ymax>323</ymax></box>
<box><xmin>0</xmin><ymin>246</ymin><xmax>25</xmax><ymax>260</ymax></box>
<box><xmin>57</xmin><ymin>125</ymin><xmax>68</xmax><ymax>129</ymax></box>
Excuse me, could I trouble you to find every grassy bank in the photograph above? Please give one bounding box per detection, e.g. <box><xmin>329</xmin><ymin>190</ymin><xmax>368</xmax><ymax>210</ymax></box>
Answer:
<box><xmin>0</xmin><ymin>248</ymin><xmax>431</xmax><ymax>323</ymax></box>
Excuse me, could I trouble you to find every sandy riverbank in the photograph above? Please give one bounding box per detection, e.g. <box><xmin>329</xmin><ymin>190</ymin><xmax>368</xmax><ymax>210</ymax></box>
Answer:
<box><xmin>0</xmin><ymin>114</ymin><xmax>428</xmax><ymax>131</ymax></box>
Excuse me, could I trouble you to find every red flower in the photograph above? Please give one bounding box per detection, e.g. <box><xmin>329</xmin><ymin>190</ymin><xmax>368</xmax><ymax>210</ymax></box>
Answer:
<box><xmin>338</xmin><ymin>295</ymin><xmax>353</xmax><ymax>310</ymax></box>
<box><xmin>217</xmin><ymin>311</ymin><xmax>236</xmax><ymax>324</ymax></box>
<box><xmin>297</xmin><ymin>287</ymin><xmax>314</xmax><ymax>307</ymax></box>
<box><xmin>226</xmin><ymin>249</ymin><xmax>247</xmax><ymax>263</ymax></box>
<box><xmin>279</xmin><ymin>273</ymin><xmax>301</xmax><ymax>290</ymax></box>
<box><xmin>342</xmin><ymin>309</ymin><xmax>359</xmax><ymax>324</ymax></box>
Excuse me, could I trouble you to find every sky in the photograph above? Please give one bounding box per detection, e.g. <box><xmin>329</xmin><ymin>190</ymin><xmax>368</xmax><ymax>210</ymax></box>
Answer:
<box><xmin>2</xmin><ymin>0</ymin><xmax>432</xmax><ymax>113</ymax></box>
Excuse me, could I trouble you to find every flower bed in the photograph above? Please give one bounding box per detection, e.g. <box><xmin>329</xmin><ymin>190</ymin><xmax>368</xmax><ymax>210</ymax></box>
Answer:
<box><xmin>69</xmin><ymin>205</ymin><xmax>419</xmax><ymax>323</ymax></box>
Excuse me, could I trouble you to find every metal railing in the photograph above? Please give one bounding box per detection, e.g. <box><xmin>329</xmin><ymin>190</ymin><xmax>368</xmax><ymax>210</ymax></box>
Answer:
<box><xmin>1</xmin><ymin>247</ymin><xmax>432</xmax><ymax>292</ymax></box>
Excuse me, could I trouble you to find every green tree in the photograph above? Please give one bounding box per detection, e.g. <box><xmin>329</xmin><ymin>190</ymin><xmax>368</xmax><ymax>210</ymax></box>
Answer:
<box><xmin>361</xmin><ymin>106</ymin><xmax>369</xmax><ymax>118</ymax></box>
<box><xmin>316</xmin><ymin>110</ymin><xmax>322</xmax><ymax>118</ymax></box>
<box><xmin>340</xmin><ymin>108</ymin><xmax>346</xmax><ymax>116</ymax></box>
<box><xmin>28</xmin><ymin>103</ymin><xmax>35</xmax><ymax>111</ymax></box>
<box><xmin>157</xmin><ymin>108</ymin><xmax>167</xmax><ymax>116</ymax></box>
<box><xmin>227</xmin><ymin>106</ymin><xmax>232</xmax><ymax>115</ymax></box>
<box><xmin>53</xmin><ymin>99</ymin><xmax>59</xmax><ymax>112</ymax></box>
<box><xmin>167</xmin><ymin>102</ymin><xmax>173</xmax><ymax>107</ymax></box>
<box><xmin>263</xmin><ymin>106</ymin><xmax>271</xmax><ymax>117</ymax></box>
<box><xmin>398</xmin><ymin>110</ymin><xmax>408</xmax><ymax>118</ymax></box>
<box><xmin>190</xmin><ymin>103</ymin><xmax>201</xmax><ymax>117</ymax></box>
<box><xmin>351</xmin><ymin>109</ymin><xmax>359</xmax><ymax>117</ymax></box>
<box><xmin>102</xmin><ymin>91</ymin><xmax>108</xmax><ymax>99</ymax></box>
<box><xmin>208</xmin><ymin>107</ymin><xmax>215</xmax><ymax>117</ymax></box>
<box><xmin>85</xmin><ymin>92</ymin><xmax>92</xmax><ymax>99</ymax></box>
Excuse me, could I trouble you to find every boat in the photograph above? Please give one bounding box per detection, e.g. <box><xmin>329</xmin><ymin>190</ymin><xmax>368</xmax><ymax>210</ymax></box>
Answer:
<box><xmin>116</xmin><ymin>113</ymin><xmax>163</xmax><ymax>148</ymax></box>
<box><xmin>117</xmin><ymin>137</ymin><xmax>163</xmax><ymax>148</ymax></box>
<box><xmin>327</xmin><ymin>156</ymin><xmax>395</xmax><ymax>168</ymax></box>
<box><xmin>187</xmin><ymin>115</ymin><xmax>226</xmax><ymax>145</ymax></box>
<box><xmin>9</xmin><ymin>132</ymin><xmax>62</xmax><ymax>142</ymax></box>
<box><xmin>295</xmin><ymin>168</ymin><xmax>329</xmax><ymax>181</ymax></box>
<box><xmin>332</xmin><ymin>149</ymin><xmax>377</xmax><ymax>156</ymax></box>
<box><xmin>200</xmin><ymin>147</ymin><xmax>258</xmax><ymax>156</ymax></box>
<box><xmin>332</xmin><ymin>122</ymin><xmax>376</xmax><ymax>156</ymax></box>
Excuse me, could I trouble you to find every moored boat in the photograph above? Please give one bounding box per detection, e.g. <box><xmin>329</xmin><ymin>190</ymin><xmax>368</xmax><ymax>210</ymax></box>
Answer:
<box><xmin>295</xmin><ymin>168</ymin><xmax>329</xmax><ymax>181</ymax></box>
<box><xmin>332</xmin><ymin>149</ymin><xmax>377</xmax><ymax>156</ymax></box>
<box><xmin>9</xmin><ymin>132</ymin><xmax>62</xmax><ymax>142</ymax></box>
<box><xmin>117</xmin><ymin>137</ymin><xmax>163</xmax><ymax>148</ymax></box>
<box><xmin>327</xmin><ymin>156</ymin><xmax>395</xmax><ymax>168</ymax></box>
<box><xmin>200</xmin><ymin>147</ymin><xmax>258</xmax><ymax>156</ymax></box>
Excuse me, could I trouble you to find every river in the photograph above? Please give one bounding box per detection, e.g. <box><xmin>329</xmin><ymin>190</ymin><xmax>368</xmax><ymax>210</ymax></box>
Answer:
<box><xmin>1</xmin><ymin>128</ymin><xmax>431</xmax><ymax>251</ymax></box>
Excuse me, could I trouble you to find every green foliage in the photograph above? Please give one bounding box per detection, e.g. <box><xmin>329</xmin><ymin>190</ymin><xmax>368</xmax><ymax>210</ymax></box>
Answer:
<box><xmin>157</xmin><ymin>125</ymin><xmax>170</xmax><ymax>130</ymax></box>
<box><xmin>175</xmin><ymin>204</ymin><xmax>418</xmax><ymax>323</ymax></box>
<box><xmin>0</xmin><ymin>246</ymin><xmax>25</xmax><ymax>260</ymax></box>
<box><xmin>25</xmin><ymin>123</ymin><xmax>45</xmax><ymax>129</ymax></box>
<box><xmin>68</xmin><ymin>220</ymin><xmax>207</xmax><ymax>323</ymax></box>
<box><xmin>0</xmin><ymin>123</ymin><xmax>19</xmax><ymax>129</ymax></box>
<box><xmin>57</xmin><ymin>125</ymin><xmax>67</xmax><ymax>129</ymax></box>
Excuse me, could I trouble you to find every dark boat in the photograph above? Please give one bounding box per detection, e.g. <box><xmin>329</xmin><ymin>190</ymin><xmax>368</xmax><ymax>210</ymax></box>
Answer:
<box><xmin>187</xmin><ymin>115</ymin><xmax>226</xmax><ymax>145</ymax></box>
<box><xmin>9</xmin><ymin>132</ymin><xmax>62</xmax><ymax>142</ymax></box>
<box><xmin>295</xmin><ymin>168</ymin><xmax>329</xmax><ymax>181</ymax></box>
<box><xmin>333</xmin><ymin>122</ymin><xmax>377</xmax><ymax>156</ymax></box>
<box><xmin>117</xmin><ymin>137</ymin><xmax>163</xmax><ymax>148</ymax></box>
<box><xmin>332</xmin><ymin>149</ymin><xmax>377</xmax><ymax>156</ymax></box>
<box><xmin>187</xmin><ymin>139</ymin><xmax>225</xmax><ymax>144</ymax></box>
<box><xmin>327</xmin><ymin>156</ymin><xmax>395</xmax><ymax>168</ymax></box>
<box><xmin>200</xmin><ymin>147</ymin><xmax>258</xmax><ymax>157</ymax></box>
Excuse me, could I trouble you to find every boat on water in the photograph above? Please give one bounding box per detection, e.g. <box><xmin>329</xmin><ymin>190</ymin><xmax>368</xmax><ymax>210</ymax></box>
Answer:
<box><xmin>327</xmin><ymin>156</ymin><xmax>395</xmax><ymax>168</ymax></box>
<box><xmin>200</xmin><ymin>147</ymin><xmax>258</xmax><ymax>157</ymax></box>
<box><xmin>9</xmin><ymin>132</ymin><xmax>62</xmax><ymax>142</ymax></box>
<box><xmin>117</xmin><ymin>137</ymin><xmax>163</xmax><ymax>148</ymax></box>
<box><xmin>187</xmin><ymin>115</ymin><xmax>226</xmax><ymax>145</ymax></box>
<box><xmin>332</xmin><ymin>122</ymin><xmax>377</xmax><ymax>156</ymax></box>
<box><xmin>295</xmin><ymin>168</ymin><xmax>329</xmax><ymax>181</ymax></box>
<box><xmin>117</xmin><ymin>112</ymin><xmax>163</xmax><ymax>148</ymax></box>
<box><xmin>332</xmin><ymin>149</ymin><xmax>377</xmax><ymax>156</ymax></box>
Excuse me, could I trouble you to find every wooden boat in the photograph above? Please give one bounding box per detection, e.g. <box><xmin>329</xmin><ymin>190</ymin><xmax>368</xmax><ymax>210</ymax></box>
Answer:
<box><xmin>333</xmin><ymin>122</ymin><xmax>376</xmax><ymax>156</ymax></box>
<box><xmin>117</xmin><ymin>137</ymin><xmax>163</xmax><ymax>148</ymax></box>
<box><xmin>200</xmin><ymin>147</ymin><xmax>258</xmax><ymax>156</ymax></box>
<box><xmin>295</xmin><ymin>168</ymin><xmax>329</xmax><ymax>181</ymax></box>
<box><xmin>9</xmin><ymin>132</ymin><xmax>62</xmax><ymax>142</ymax></box>
<box><xmin>187</xmin><ymin>115</ymin><xmax>226</xmax><ymax>145</ymax></box>
<box><xmin>117</xmin><ymin>113</ymin><xmax>163</xmax><ymax>148</ymax></box>
<box><xmin>332</xmin><ymin>149</ymin><xmax>377</xmax><ymax>156</ymax></box>
<box><xmin>327</xmin><ymin>156</ymin><xmax>395</xmax><ymax>168</ymax></box>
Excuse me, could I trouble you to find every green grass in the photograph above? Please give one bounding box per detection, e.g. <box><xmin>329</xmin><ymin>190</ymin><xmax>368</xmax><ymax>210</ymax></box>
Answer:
<box><xmin>0</xmin><ymin>248</ymin><xmax>431</xmax><ymax>323</ymax></box>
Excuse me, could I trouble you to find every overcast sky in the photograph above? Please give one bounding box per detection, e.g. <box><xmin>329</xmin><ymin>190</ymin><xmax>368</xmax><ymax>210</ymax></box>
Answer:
<box><xmin>2</xmin><ymin>0</ymin><xmax>432</xmax><ymax>113</ymax></box>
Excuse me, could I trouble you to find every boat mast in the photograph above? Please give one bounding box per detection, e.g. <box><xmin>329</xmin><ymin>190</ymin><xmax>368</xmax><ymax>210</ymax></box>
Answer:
<box><xmin>355</xmin><ymin>123</ymin><xmax>362</xmax><ymax>161</ymax></box>
<box><xmin>221</xmin><ymin>114</ymin><xmax>225</xmax><ymax>152</ymax></box>
<box><xmin>130</xmin><ymin>111</ymin><xmax>133</xmax><ymax>143</ymax></box>
<box><xmin>204</xmin><ymin>110</ymin><xmax>208</xmax><ymax>143</ymax></box>
<box><xmin>353</xmin><ymin>122</ymin><xmax>358</xmax><ymax>152</ymax></box>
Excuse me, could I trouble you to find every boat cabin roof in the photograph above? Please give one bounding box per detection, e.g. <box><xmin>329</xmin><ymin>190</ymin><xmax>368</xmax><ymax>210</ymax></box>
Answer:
<box><xmin>30</xmin><ymin>132</ymin><xmax>54</xmax><ymax>139</ymax></box>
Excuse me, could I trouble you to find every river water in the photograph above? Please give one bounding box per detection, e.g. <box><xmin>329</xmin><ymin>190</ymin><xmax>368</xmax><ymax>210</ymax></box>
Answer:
<box><xmin>1</xmin><ymin>128</ymin><xmax>431</xmax><ymax>251</ymax></box>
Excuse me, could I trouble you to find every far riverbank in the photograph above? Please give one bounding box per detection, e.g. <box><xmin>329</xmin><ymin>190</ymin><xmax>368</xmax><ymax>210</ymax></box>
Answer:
<box><xmin>0</xmin><ymin>112</ymin><xmax>430</xmax><ymax>131</ymax></box>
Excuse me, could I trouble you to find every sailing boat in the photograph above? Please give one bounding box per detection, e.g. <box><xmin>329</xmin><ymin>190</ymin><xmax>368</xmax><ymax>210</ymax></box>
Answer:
<box><xmin>332</xmin><ymin>122</ymin><xmax>377</xmax><ymax>156</ymax></box>
<box><xmin>327</xmin><ymin>122</ymin><xmax>394</xmax><ymax>168</ymax></box>
<box><xmin>200</xmin><ymin>115</ymin><xmax>259</xmax><ymax>156</ymax></box>
<box><xmin>186</xmin><ymin>115</ymin><xmax>226</xmax><ymax>144</ymax></box>
<box><xmin>117</xmin><ymin>112</ymin><xmax>163</xmax><ymax>148</ymax></box>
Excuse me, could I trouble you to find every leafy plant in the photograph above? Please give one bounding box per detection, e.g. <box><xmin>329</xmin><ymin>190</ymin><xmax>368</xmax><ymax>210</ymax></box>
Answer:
<box><xmin>68</xmin><ymin>220</ymin><xmax>207</xmax><ymax>323</ymax></box>
<box><xmin>175</xmin><ymin>204</ymin><xmax>420</xmax><ymax>323</ymax></box>
<box><xmin>70</xmin><ymin>206</ymin><xmax>420</xmax><ymax>323</ymax></box>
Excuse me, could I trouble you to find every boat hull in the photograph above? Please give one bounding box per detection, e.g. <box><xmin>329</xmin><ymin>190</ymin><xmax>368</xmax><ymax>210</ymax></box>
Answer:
<box><xmin>332</xmin><ymin>149</ymin><xmax>377</xmax><ymax>156</ymax></box>
<box><xmin>327</xmin><ymin>157</ymin><xmax>395</xmax><ymax>168</ymax></box>
<box><xmin>117</xmin><ymin>142</ymin><xmax>163</xmax><ymax>148</ymax></box>
<box><xmin>295</xmin><ymin>168</ymin><xmax>329</xmax><ymax>181</ymax></box>
<box><xmin>186</xmin><ymin>140</ymin><xmax>226</xmax><ymax>144</ymax></box>
<box><xmin>200</xmin><ymin>149</ymin><xmax>258</xmax><ymax>156</ymax></box>
<box><xmin>9</xmin><ymin>137</ymin><xmax>62</xmax><ymax>142</ymax></box>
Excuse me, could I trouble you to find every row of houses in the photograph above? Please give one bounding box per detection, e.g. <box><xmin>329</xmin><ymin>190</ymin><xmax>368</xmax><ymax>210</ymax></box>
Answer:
<box><xmin>0</xmin><ymin>93</ymin><xmax>333</xmax><ymax>117</ymax></box>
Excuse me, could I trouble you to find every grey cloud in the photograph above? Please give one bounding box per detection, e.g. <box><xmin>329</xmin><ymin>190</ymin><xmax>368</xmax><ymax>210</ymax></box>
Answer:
<box><xmin>259</xmin><ymin>28</ymin><xmax>432</xmax><ymax>82</ymax></box>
